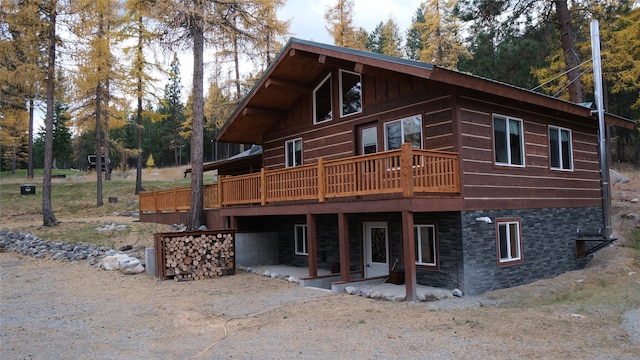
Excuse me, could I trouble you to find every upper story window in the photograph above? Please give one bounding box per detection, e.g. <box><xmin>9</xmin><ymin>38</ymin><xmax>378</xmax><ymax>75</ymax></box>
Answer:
<box><xmin>384</xmin><ymin>115</ymin><xmax>423</xmax><ymax>150</ymax></box>
<box><xmin>285</xmin><ymin>138</ymin><xmax>302</xmax><ymax>167</ymax></box>
<box><xmin>340</xmin><ymin>70</ymin><xmax>362</xmax><ymax>117</ymax></box>
<box><xmin>414</xmin><ymin>224</ymin><xmax>437</xmax><ymax>267</ymax></box>
<box><xmin>313</xmin><ymin>74</ymin><xmax>332</xmax><ymax>124</ymax></box>
<box><xmin>496</xmin><ymin>218</ymin><xmax>522</xmax><ymax>265</ymax></box>
<box><xmin>493</xmin><ymin>114</ymin><xmax>524</xmax><ymax>167</ymax></box>
<box><xmin>549</xmin><ymin>125</ymin><xmax>573</xmax><ymax>171</ymax></box>
<box><xmin>294</xmin><ymin>224</ymin><xmax>308</xmax><ymax>256</ymax></box>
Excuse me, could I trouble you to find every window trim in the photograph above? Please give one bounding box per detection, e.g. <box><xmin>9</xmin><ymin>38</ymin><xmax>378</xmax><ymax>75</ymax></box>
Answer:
<box><xmin>294</xmin><ymin>224</ymin><xmax>308</xmax><ymax>256</ymax></box>
<box><xmin>548</xmin><ymin>125</ymin><xmax>574</xmax><ymax>171</ymax></box>
<box><xmin>339</xmin><ymin>69</ymin><xmax>362</xmax><ymax>118</ymax></box>
<box><xmin>492</xmin><ymin>114</ymin><xmax>525</xmax><ymax>167</ymax></box>
<box><xmin>383</xmin><ymin>114</ymin><xmax>423</xmax><ymax>150</ymax></box>
<box><xmin>414</xmin><ymin>223</ymin><xmax>438</xmax><ymax>268</ymax></box>
<box><xmin>495</xmin><ymin>218</ymin><xmax>523</xmax><ymax>266</ymax></box>
<box><xmin>313</xmin><ymin>73</ymin><xmax>332</xmax><ymax>124</ymax></box>
<box><xmin>285</xmin><ymin>138</ymin><xmax>303</xmax><ymax>168</ymax></box>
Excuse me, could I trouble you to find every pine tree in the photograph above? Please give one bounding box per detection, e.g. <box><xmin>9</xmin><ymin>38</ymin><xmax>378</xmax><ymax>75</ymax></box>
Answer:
<box><xmin>157</xmin><ymin>56</ymin><xmax>187</xmax><ymax>167</ymax></box>
<box><xmin>405</xmin><ymin>5</ymin><xmax>426</xmax><ymax>61</ymax></box>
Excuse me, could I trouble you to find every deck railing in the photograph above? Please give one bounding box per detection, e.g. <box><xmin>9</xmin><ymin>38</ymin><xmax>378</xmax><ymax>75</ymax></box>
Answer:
<box><xmin>139</xmin><ymin>144</ymin><xmax>459</xmax><ymax>213</ymax></box>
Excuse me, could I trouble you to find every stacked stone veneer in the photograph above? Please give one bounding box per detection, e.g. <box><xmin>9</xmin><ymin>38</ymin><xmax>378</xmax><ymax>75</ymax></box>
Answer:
<box><xmin>457</xmin><ymin>207</ymin><xmax>602</xmax><ymax>295</ymax></box>
<box><xmin>241</xmin><ymin>206</ymin><xmax>602</xmax><ymax>296</ymax></box>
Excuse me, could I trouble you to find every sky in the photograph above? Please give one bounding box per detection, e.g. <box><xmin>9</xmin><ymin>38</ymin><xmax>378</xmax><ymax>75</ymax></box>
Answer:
<box><xmin>278</xmin><ymin>0</ymin><xmax>422</xmax><ymax>44</ymax></box>
<box><xmin>34</xmin><ymin>1</ymin><xmax>424</xmax><ymax>134</ymax></box>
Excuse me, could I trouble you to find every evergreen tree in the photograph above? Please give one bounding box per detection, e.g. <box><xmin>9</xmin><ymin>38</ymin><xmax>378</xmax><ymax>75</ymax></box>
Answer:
<box><xmin>405</xmin><ymin>5</ymin><xmax>426</xmax><ymax>61</ymax></box>
<box><xmin>367</xmin><ymin>19</ymin><xmax>403</xmax><ymax>57</ymax></box>
<box><xmin>157</xmin><ymin>55</ymin><xmax>187</xmax><ymax>167</ymax></box>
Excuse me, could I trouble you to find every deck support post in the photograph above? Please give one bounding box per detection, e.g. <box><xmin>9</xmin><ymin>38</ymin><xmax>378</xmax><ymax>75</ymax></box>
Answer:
<box><xmin>306</xmin><ymin>213</ymin><xmax>318</xmax><ymax>278</ymax></box>
<box><xmin>338</xmin><ymin>213</ymin><xmax>350</xmax><ymax>282</ymax></box>
<box><xmin>402</xmin><ymin>210</ymin><xmax>417</xmax><ymax>301</ymax></box>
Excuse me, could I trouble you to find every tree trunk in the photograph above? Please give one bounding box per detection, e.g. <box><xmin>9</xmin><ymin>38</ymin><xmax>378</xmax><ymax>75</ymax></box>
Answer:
<box><xmin>28</xmin><ymin>98</ymin><xmax>34</xmax><ymax>179</ymax></box>
<box><xmin>555</xmin><ymin>0</ymin><xmax>583</xmax><ymax>103</ymax></box>
<box><xmin>187</xmin><ymin>23</ymin><xmax>204</xmax><ymax>230</ymax></box>
<box><xmin>42</xmin><ymin>0</ymin><xmax>57</xmax><ymax>227</ymax></box>
<box><xmin>96</xmin><ymin>83</ymin><xmax>104</xmax><ymax>207</ymax></box>
<box><xmin>104</xmin><ymin>77</ymin><xmax>111</xmax><ymax>180</ymax></box>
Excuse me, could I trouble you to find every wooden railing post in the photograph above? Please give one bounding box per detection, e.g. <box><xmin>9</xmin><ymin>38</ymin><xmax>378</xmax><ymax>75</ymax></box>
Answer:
<box><xmin>260</xmin><ymin>168</ymin><xmax>267</xmax><ymax>206</ymax></box>
<box><xmin>401</xmin><ymin>143</ymin><xmax>414</xmax><ymax>198</ymax></box>
<box><xmin>218</xmin><ymin>176</ymin><xmax>224</xmax><ymax>207</ymax></box>
<box><xmin>317</xmin><ymin>158</ymin><xmax>326</xmax><ymax>202</ymax></box>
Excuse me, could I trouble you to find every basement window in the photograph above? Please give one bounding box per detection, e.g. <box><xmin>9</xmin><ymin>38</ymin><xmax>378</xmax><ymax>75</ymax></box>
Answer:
<box><xmin>414</xmin><ymin>224</ymin><xmax>437</xmax><ymax>267</ymax></box>
<box><xmin>294</xmin><ymin>224</ymin><xmax>308</xmax><ymax>256</ymax></box>
<box><xmin>496</xmin><ymin>218</ymin><xmax>523</xmax><ymax>265</ymax></box>
<box><xmin>340</xmin><ymin>70</ymin><xmax>362</xmax><ymax>117</ymax></box>
<box><xmin>313</xmin><ymin>74</ymin><xmax>332</xmax><ymax>124</ymax></box>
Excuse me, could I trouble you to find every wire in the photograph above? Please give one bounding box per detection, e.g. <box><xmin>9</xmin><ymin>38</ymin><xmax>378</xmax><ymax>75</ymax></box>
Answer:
<box><xmin>185</xmin><ymin>294</ymin><xmax>334</xmax><ymax>360</ymax></box>
<box><xmin>530</xmin><ymin>57</ymin><xmax>593</xmax><ymax>91</ymax></box>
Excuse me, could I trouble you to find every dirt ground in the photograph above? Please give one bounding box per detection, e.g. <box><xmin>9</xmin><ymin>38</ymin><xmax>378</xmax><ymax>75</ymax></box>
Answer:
<box><xmin>1</xmin><ymin>169</ymin><xmax>640</xmax><ymax>359</ymax></box>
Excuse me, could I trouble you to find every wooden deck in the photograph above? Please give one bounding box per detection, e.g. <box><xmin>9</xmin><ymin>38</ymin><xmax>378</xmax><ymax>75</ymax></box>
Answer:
<box><xmin>139</xmin><ymin>144</ymin><xmax>460</xmax><ymax>213</ymax></box>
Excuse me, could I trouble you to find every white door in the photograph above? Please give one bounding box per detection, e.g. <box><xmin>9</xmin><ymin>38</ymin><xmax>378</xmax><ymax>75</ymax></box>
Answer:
<box><xmin>364</xmin><ymin>222</ymin><xmax>389</xmax><ymax>278</ymax></box>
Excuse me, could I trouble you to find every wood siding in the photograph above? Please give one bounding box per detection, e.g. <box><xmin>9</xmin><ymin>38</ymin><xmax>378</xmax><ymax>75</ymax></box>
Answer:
<box><xmin>458</xmin><ymin>93</ymin><xmax>602</xmax><ymax>210</ymax></box>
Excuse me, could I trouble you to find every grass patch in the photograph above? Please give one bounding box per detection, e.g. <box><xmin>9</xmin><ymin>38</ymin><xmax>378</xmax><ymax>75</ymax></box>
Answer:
<box><xmin>623</xmin><ymin>228</ymin><xmax>640</xmax><ymax>267</ymax></box>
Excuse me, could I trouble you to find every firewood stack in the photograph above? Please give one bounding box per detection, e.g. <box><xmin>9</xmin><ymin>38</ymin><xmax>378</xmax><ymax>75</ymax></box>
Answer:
<box><xmin>160</xmin><ymin>232</ymin><xmax>235</xmax><ymax>281</ymax></box>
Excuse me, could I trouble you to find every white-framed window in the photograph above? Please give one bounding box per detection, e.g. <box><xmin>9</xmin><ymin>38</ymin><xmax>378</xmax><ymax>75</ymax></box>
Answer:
<box><xmin>384</xmin><ymin>114</ymin><xmax>423</xmax><ymax>150</ymax></box>
<box><xmin>340</xmin><ymin>70</ymin><xmax>362</xmax><ymax>117</ymax></box>
<box><xmin>414</xmin><ymin>224</ymin><xmax>437</xmax><ymax>267</ymax></box>
<box><xmin>549</xmin><ymin>125</ymin><xmax>573</xmax><ymax>171</ymax></box>
<box><xmin>493</xmin><ymin>114</ymin><xmax>524</xmax><ymax>166</ymax></box>
<box><xmin>313</xmin><ymin>74</ymin><xmax>332</xmax><ymax>124</ymax></box>
<box><xmin>496</xmin><ymin>219</ymin><xmax>522</xmax><ymax>265</ymax></box>
<box><xmin>286</xmin><ymin>138</ymin><xmax>302</xmax><ymax>167</ymax></box>
<box><xmin>294</xmin><ymin>224</ymin><xmax>308</xmax><ymax>256</ymax></box>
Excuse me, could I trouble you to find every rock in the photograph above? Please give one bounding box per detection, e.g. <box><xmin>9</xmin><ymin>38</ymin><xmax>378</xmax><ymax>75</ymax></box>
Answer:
<box><xmin>344</xmin><ymin>286</ymin><xmax>357</xmax><ymax>295</ymax></box>
<box><xmin>452</xmin><ymin>289</ymin><xmax>463</xmax><ymax>297</ymax></box>
<box><xmin>631</xmin><ymin>198</ymin><xmax>639</xmax><ymax>203</ymax></box>
<box><xmin>118</xmin><ymin>257</ymin><xmax>145</xmax><ymax>275</ymax></box>
<box><xmin>198</xmin><ymin>225</ymin><xmax>208</xmax><ymax>231</ymax></box>
<box><xmin>101</xmin><ymin>254</ymin><xmax>129</xmax><ymax>271</ymax></box>
<box><xmin>119</xmin><ymin>245</ymin><xmax>133</xmax><ymax>251</ymax></box>
<box><xmin>622</xmin><ymin>213</ymin><xmax>640</xmax><ymax>220</ymax></box>
<box><xmin>610</xmin><ymin>169</ymin><xmax>630</xmax><ymax>184</ymax></box>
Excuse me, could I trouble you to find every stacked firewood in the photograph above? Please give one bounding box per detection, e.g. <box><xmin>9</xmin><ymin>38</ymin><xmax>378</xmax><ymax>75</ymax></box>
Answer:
<box><xmin>162</xmin><ymin>232</ymin><xmax>235</xmax><ymax>281</ymax></box>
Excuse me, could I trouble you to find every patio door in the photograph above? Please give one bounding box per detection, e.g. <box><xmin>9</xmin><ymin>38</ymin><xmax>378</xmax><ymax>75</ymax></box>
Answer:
<box><xmin>364</xmin><ymin>221</ymin><xmax>389</xmax><ymax>278</ymax></box>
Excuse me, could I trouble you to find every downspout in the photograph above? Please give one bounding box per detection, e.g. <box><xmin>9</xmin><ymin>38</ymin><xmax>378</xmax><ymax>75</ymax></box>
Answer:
<box><xmin>590</xmin><ymin>20</ymin><xmax>612</xmax><ymax>238</ymax></box>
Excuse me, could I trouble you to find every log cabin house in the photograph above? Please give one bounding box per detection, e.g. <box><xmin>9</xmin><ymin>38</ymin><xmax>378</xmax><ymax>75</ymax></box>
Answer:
<box><xmin>140</xmin><ymin>38</ymin><xmax>635</xmax><ymax>299</ymax></box>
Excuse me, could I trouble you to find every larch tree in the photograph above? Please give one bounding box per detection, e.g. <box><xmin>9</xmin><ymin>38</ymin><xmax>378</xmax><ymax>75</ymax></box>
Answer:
<box><xmin>324</xmin><ymin>0</ymin><xmax>357</xmax><ymax>47</ymax></box>
<box><xmin>324</xmin><ymin>0</ymin><xmax>368</xmax><ymax>50</ymax></box>
<box><xmin>156</xmin><ymin>0</ymin><xmax>274</xmax><ymax>230</ymax></box>
<box><xmin>121</xmin><ymin>0</ymin><xmax>163</xmax><ymax>194</ymax></box>
<box><xmin>416</xmin><ymin>0</ymin><xmax>469</xmax><ymax>69</ymax></box>
<box><xmin>42</xmin><ymin>0</ymin><xmax>59</xmax><ymax>226</ymax></box>
<box><xmin>0</xmin><ymin>0</ymin><xmax>47</xmax><ymax>178</ymax></box>
<box><xmin>367</xmin><ymin>19</ymin><xmax>403</xmax><ymax>57</ymax></box>
<box><xmin>71</xmin><ymin>0</ymin><xmax>122</xmax><ymax>206</ymax></box>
